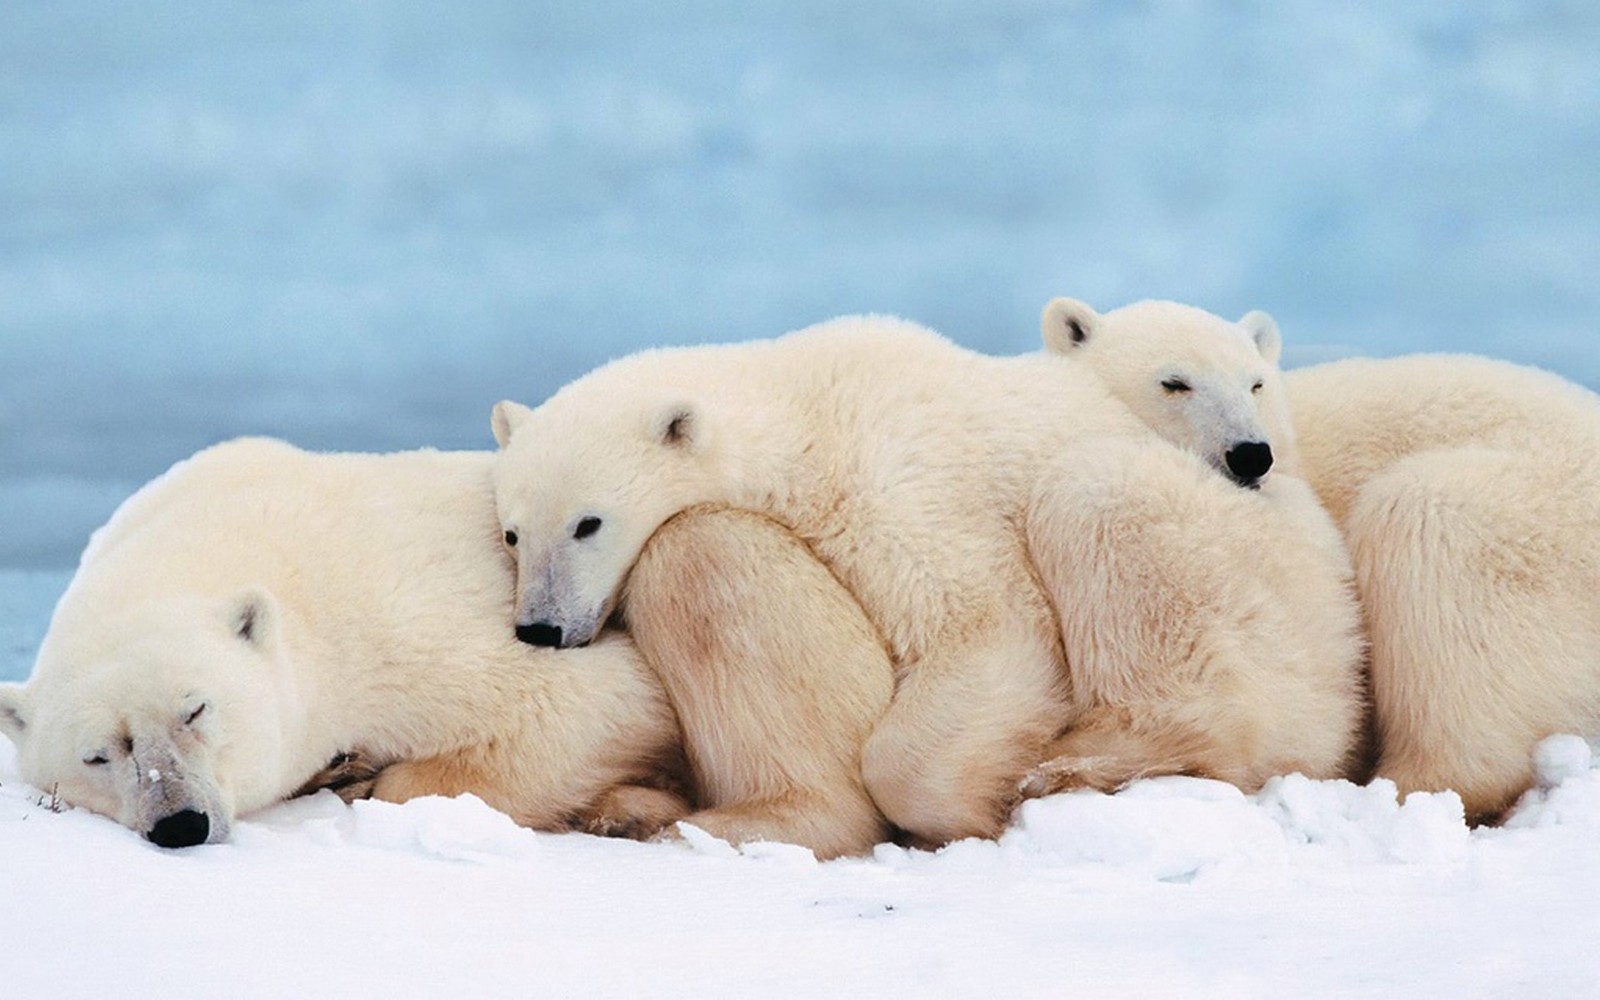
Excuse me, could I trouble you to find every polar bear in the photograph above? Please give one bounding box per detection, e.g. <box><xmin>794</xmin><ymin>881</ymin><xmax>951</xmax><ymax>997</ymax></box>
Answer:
<box><xmin>1040</xmin><ymin>297</ymin><xmax>1294</xmax><ymax>490</ymax></box>
<box><xmin>1041</xmin><ymin>296</ymin><xmax>1375</xmax><ymax>773</ymax></box>
<box><xmin>1287</xmin><ymin>354</ymin><xmax>1600</xmax><ymax>821</ymax></box>
<box><xmin>1041</xmin><ymin>297</ymin><xmax>1600</xmax><ymax>821</ymax></box>
<box><xmin>490</xmin><ymin>315</ymin><xmax>1366</xmax><ymax>844</ymax></box>
<box><xmin>0</xmin><ymin>439</ymin><xmax>893</xmax><ymax>856</ymax></box>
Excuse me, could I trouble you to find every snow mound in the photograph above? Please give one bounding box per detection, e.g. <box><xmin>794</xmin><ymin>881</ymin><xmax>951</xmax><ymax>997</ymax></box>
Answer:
<box><xmin>1533</xmin><ymin>733</ymin><xmax>1593</xmax><ymax>788</ymax></box>
<box><xmin>1004</xmin><ymin>776</ymin><xmax>1289</xmax><ymax>882</ymax></box>
<box><xmin>1503</xmin><ymin>734</ymin><xmax>1600</xmax><ymax>831</ymax></box>
<box><xmin>862</xmin><ymin>773</ymin><xmax>1481</xmax><ymax>886</ymax></box>
<box><xmin>989</xmin><ymin>772</ymin><xmax>1470</xmax><ymax>881</ymax></box>
<box><xmin>1256</xmin><ymin>773</ymin><xmax>1469</xmax><ymax>867</ymax></box>
<box><xmin>240</xmin><ymin>790</ymin><xmax>540</xmax><ymax>863</ymax></box>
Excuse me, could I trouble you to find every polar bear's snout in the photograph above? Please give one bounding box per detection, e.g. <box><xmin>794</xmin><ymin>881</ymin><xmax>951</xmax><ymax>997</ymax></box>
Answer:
<box><xmin>515</xmin><ymin>621</ymin><xmax>564</xmax><ymax>648</ymax></box>
<box><xmin>130</xmin><ymin>739</ymin><xmax>229</xmax><ymax>847</ymax></box>
<box><xmin>147</xmin><ymin>808</ymin><xmax>210</xmax><ymax>849</ymax></box>
<box><xmin>1224</xmin><ymin>440</ymin><xmax>1273</xmax><ymax>487</ymax></box>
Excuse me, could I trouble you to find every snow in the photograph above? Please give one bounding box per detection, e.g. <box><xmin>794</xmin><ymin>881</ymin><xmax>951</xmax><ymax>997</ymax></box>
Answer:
<box><xmin>10</xmin><ymin>563</ymin><xmax>1600</xmax><ymax>993</ymax></box>
<box><xmin>1532</xmin><ymin>733</ymin><xmax>1593</xmax><ymax>788</ymax></box>
<box><xmin>5</xmin><ymin>563</ymin><xmax>1600</xmax><ymax>996</ymax></box>
<box><xmin>5</xmin><ymin>729</ymin><xmax>1600</xmax><ymax>997</ymax></box>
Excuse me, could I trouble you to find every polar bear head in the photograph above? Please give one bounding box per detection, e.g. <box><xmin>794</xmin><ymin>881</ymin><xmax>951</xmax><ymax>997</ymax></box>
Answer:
<box><xmin>0</xmin><ymin>590</ymin><xmax>295</xmax><ymax>847</ymax></box>
<box><xmin>1042</xmin><ymin>298</ymin><xmax>1294</xmax><ymax>488</ymax></box>
<box><xmin>491</xmin><ymin>386</ymin><xmax>721</xmax><ymax>650</ymax></box>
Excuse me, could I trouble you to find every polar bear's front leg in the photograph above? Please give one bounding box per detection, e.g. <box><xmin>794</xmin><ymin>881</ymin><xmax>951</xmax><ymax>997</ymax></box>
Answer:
<box><xmin>1022</xmin><ymin>441</ymin><xmax>1365</xmax><ymax>797</ymax></box>
<box><xmin>625</xmin><ymin>505</ymin><xmax>895</xmax><ymax>859</ymax></box>
<box><xmin>860</xmin><ymin>621</ymin><xmax>1070</xmax><ymax>845</ymax></box>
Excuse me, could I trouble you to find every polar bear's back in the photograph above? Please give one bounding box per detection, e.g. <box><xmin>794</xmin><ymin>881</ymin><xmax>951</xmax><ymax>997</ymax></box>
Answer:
<box><xmin>1285</xmin><ymin>354</ymin><xmax>1600</xmax><ymax>525</ymax></box>
<box><xmin>773</xmin><ymin>315</ymin><xmax>1135</xmax><ymax>441</ymax></box>
<box><xmin>564</xmin><ymin>314</ymin><xmax>1136</xmax><ymax>453</ymax></box>
<box><xmin>54</xmin><ymin>438</ymin><xmax>510</xmax><ymax>661</ymax></box>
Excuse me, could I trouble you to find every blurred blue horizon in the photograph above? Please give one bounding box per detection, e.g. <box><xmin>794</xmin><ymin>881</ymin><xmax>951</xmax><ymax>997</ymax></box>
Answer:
<box><xmin>3</xmin><ymin>1</ymin><xmax>1598</xmax><ymax>569</ymax></box>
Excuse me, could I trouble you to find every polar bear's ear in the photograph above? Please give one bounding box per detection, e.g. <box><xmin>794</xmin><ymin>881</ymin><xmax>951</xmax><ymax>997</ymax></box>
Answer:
<box><xmin>1041</xmin><ymin>298</ymin><xmax>1100</xmax><ymax>354</ymax></box>
<box><xmin>0</xmin><ymin>684</ymin><xmax>27</xmax><ymax>743</ymax></box>
<box><xmin>649</xmin><ymin>400</ymin><xmax>705</xmax><ymax>452</ymax></box>
<box><xmin>491</xmin><ymin>400</ymin><xmax>533</xmax><ymax>449</ymax></box>
<box><xmin>228</xmin><ymin>589</ymin><xmax>280</xmax><ymax>654</ymax></box>
<box><xmin>1239</xmin><ymin>310</ymin><xmax>1282</xmax><ymax>365</ymax></box>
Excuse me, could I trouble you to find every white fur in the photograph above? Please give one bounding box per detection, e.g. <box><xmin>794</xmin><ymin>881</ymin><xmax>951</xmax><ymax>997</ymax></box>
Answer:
<box><xmin>621</xmin><ymin>506</ymin><xmax>895</xmax><ymax>858</ymax></box>
<box><xmin>1041</xmin><ymin>298</ymin><xmax>1293</xmax><ymax>487</ymax></box>
<box><xmin>0</xmin><ymin>439</ymin><xmax>682</xmax><ymax>845</ymax></box>
<box><xmin>1069</xmin><ymin>311</ymin><xmax>1600</xmax><ymax>820</ymax></box>
<box><xmin>1281</xmin><ymin>355</ymin><xmax>1600</xmax><ymax>820</ymax></box>
<box><xmin>492</xmin><ymin>315</ymin><xmax>1367</xmax><ymax>844</ymax></box>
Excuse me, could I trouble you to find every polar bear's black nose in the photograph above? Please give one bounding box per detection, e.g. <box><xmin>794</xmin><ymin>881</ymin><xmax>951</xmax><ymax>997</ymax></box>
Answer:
<box><xmin>1225</xmin><ymin>441</ymin><xmax>1273</xmax><ymax>486</ymax></box>
<box><xmin>147</xmin><ymin>809</ymin><xmax>210</xmax><ymax>849</ymax></box>
<box><xmin>516</xmin><ymin>622</ymin><xmax>563</xmax><ymax>648</ymax></box>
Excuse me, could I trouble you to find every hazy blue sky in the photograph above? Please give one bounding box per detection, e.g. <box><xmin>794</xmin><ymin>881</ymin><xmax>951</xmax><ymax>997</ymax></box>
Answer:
<box><xmin>3</xmin><ymin>1</ymin><xmax>1597</xmax><ymax>567</ymax></box>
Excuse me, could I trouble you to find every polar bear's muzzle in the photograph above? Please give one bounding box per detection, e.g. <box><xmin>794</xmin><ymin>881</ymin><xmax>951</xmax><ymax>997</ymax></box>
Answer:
<box><xmin>515</xmin><ymin>621</ymin><xmax>566</xmax><ymax>648</ymax></box>
<box><xmin>130</xmin><ymin>739</ymin><xmax>230</xmax><ymax>848</ymax></box>
<box><xmin>513</xmin><ymin>617</ymin><xmax>598</xmax><ymax>649</ymax></box>
<box><xmin>147</xmin><ymin>808</ymin><xmax>210</xmax><ymax>848</ymax></box>
<box><xmin>1223</xmin><ymin>440</ymin><xmax>1273</xmax><ymax>489</ymax></box>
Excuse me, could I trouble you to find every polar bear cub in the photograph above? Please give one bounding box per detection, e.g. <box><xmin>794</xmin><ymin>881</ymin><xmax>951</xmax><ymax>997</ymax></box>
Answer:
<box><xmin>1043</xmin><ymin>297</ymin><xmax>1600</xmax><ymax>821</ymax></box>
<box><xmin>1041</xmin><ymin>297</ymin><xmax>1294</xmax><ymax>489</ymax></box>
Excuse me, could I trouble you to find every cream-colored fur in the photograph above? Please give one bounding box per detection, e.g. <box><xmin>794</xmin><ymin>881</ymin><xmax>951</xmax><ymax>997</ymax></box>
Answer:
<box><xmin>1041</xmin><ymin>299</ymin><xmax>1294</xmax><ymax>485</ymax></box>
<box><xmin>624</xmin><ymin>506</ymin><xmax>894</xmax><ymax>858</ymax></box>
<box><xmin>1051</xmin><ymin>303</ymin><xmax>1600</xmax><ymax>820</ymax></box>
<box><xmin>1035</xmin><ymin>298</ymin><xmax>1366</xmax><ymax>784</ymax></box>
<box><xmin>491</xmin><ymin>315</ymin><xmax>1367</xmax><ymax>844</ymax></box>
<box><xmin>1283</xmin><ymin>355</ymin><xmax>1600</xmax><ymax>821</ymax></box>
<box><xmin>0</xmin><ymin>439</ymin><xmax>688</xmax><ymax>846</ymax></box>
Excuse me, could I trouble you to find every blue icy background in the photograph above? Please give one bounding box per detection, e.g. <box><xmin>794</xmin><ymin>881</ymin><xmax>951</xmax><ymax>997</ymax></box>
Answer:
<box><xmin>2</xmin><ymin>2</ymin><xmax>1597</xmax><ymax>676</ymax></box>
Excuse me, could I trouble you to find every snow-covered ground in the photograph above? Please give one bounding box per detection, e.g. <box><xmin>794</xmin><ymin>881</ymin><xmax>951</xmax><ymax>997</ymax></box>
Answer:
<box><xmin>4</xmin><ymin>723</ymin><xmax>1600</xmax><ymax>997</ymax></box>
<box><xmin>5</xmin><ymin>573</ymin><xmax>1600</xmax><ymax>996</ymax></box>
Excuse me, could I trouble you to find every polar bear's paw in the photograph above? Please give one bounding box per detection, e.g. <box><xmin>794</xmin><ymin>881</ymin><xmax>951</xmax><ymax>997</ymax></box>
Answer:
<box><xmin>579</xmin><ymin>784</ymin><xmax>692</xmax><ymax>841</ymax></box>
<box><xmin>293</xmin><ymin>750</ymin><xmax>387</xmax><ymax>804</ymax></box>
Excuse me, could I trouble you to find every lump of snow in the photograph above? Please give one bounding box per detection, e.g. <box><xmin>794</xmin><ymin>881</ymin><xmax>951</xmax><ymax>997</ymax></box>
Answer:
<box><xmin>1256</xmin><ymin>774</ymin><xmax>1468</xmax><ymax>867</ymax></box>
<box><xmin>1533</xmin><ymin>733</ymin><xmax>1593</xmax><ymax>789</ymax></box>
<box><xmin>675</xmin><ymin>821</ymin><xmax>741</xmax><ymax>859</ymax></box>
<box><xmin>1005</xmin><ymin>776</ymin><xmax>1289</xmax><ymax>882</ymax></box>
<box><xmin>1505</xmin><ymin>734</ymin><xmax>1600</xmax><ymax>830</ymax></box>
<box><xmin>338</xmin><ymin>794</ymin><xmax>540</xmax><ymax>863</ymax></box>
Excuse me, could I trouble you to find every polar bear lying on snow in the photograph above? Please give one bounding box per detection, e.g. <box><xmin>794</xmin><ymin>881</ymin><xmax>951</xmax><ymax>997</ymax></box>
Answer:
<box><xmin>0</xmin><ymin>439</ymin><xmax>683</xmax><ymax>846</ymax></box>
<box><xmin>1042</xmin><ymin>296</ymin><xmax>1600</xmax><ymax>821</ymax></box>
<box><xmin>0</xmin><ymin>438</ymin><xmax>895</xmax><ymax>856</ymax></box>
<box><xmin>490</xmin><ymin>314</ymin><xmax>1366</xmax><ymax>846</ymax></box>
